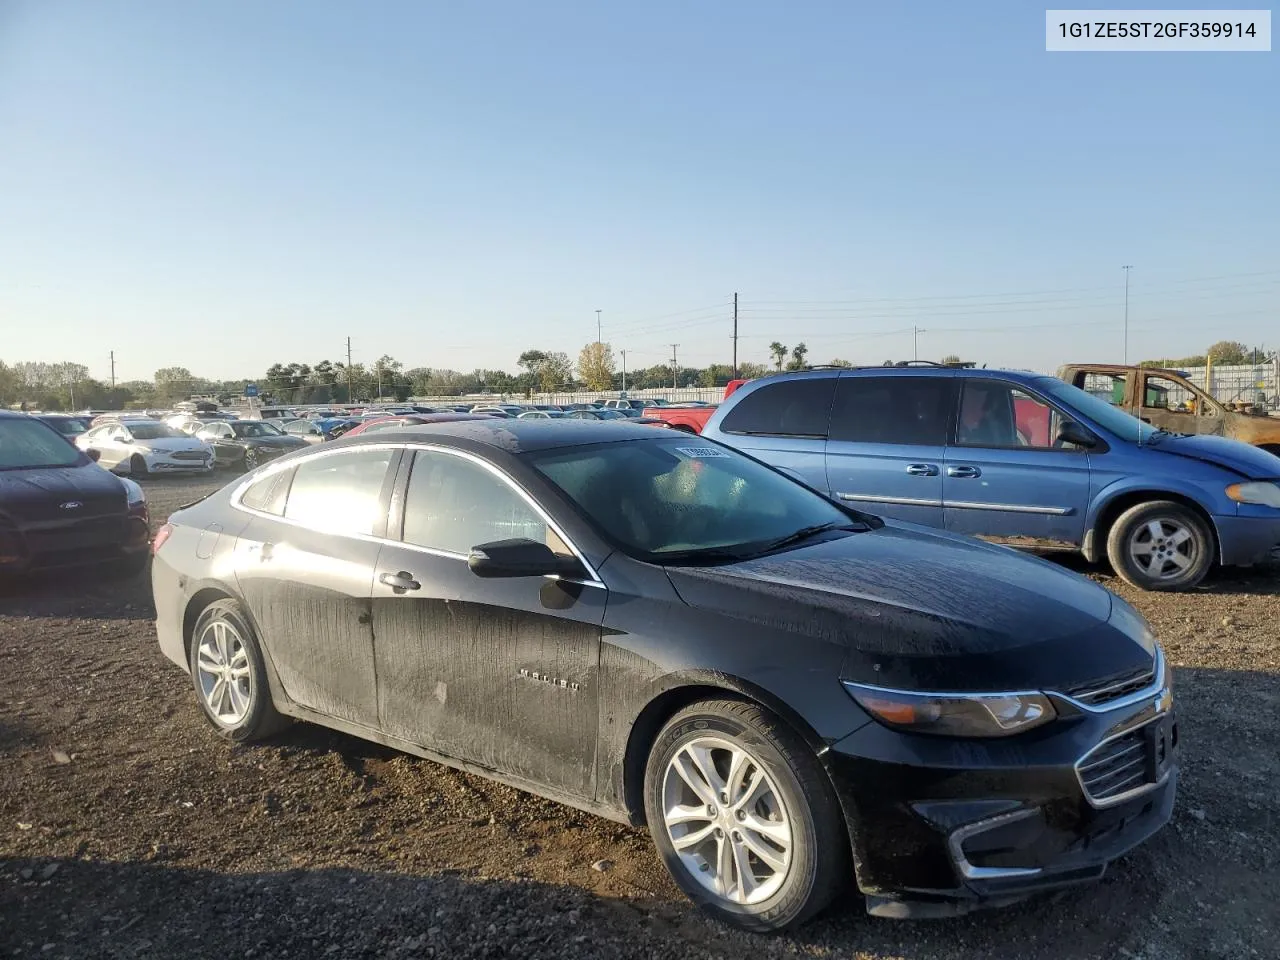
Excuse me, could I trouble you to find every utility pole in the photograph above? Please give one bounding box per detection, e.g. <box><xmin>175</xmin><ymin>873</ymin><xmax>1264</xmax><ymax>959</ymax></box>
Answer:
<box><xmin>670</xmin><ymin>344</ymin><xmax>679</xmax><ymax>390</ymax></box>
<box><xmin>732</xmin><ymin>293</ymin><xmax>739</xmax><ymax>379</ymax></box>
<box><xmin>912</xmin><ymin>326</ymin><xmax>925</xmax><ymax>361</ymax></box>
<box><xmin>109</xmin><ymin>351</ymin><xmax>116</xmax><ymax>389</ymax></box>
<box><xmin>1122</xmin><ymin>265</ymin><xmax>1133</xmax><ymax>365</ymax></box>
<box><xmin>346</xmin><ymin>337</ymin><xmax>354</xmax><ymax>403</ymax></box>
<box><xmin>595</xmin><ymin>309</ymin><xmax>602</xmax><ymax>345</ymax></box>
<box><xmin>620</xmin><ymin>349</ymin><xmax>627</xmax><ymax>395</ymax></box>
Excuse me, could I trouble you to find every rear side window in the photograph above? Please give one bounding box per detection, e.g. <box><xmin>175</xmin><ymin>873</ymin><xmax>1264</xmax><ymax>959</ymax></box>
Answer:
<box><xmin>239</xmin><ymin>467</ymin><xmax>294</xmax><ymax>516</ymax></box>
<box><xmin>829</xmin><ymin>377</ymin><xmax>954</xmax><ymax>445</ymax></box>
<box><xmin>719</xmin><ymin>378</ymin><xmax>835</xmax><ymax>438</ymax></box>
<box><xmin>282</xmin><ymin>450</ymin><xmax>394</xmax><ymax>535</ymax></box>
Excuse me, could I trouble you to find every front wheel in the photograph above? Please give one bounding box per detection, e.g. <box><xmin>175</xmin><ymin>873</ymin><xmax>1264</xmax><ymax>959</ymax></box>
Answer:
<box><xmin>643</xmin><ymin>699</ymin><xmax>846</xmax><ymax>932</ymax></box>
<box><xmin>242</xmin><ymin>448</ymin><xmax>259</xmax><ymax>471</ymax></box>
<box><xmin>129</xmin><ymin>453</ymin><xmax>149</xmax><ymax>477</ymax></box>
<box><xmin>1106</xmin><ymin>500</ymin><xmax>1214</xmax><ymax>591</ymax></box>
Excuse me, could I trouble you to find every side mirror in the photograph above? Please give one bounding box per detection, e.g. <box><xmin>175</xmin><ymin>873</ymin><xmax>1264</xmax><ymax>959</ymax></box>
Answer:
<box><xmin>85</xmin><ymin>448</ymin><xmax>101</xmax><ymax>462</ymax></box>
<box><xmin>1056</xmin><ymin>420</ymin><xmax>1096</xmax><ymax>449</ymax></box>
<box><xmin>468</xmin><ymin>538</ymin><xmax>581</xmax><ymax>579</ymax></box>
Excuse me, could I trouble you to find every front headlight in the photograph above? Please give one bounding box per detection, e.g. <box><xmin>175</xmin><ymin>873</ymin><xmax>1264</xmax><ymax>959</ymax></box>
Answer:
<box><xmin>120</xmin><ymin>477</ymin><xmax>146</xmax><ymax>507</ymax></box>
<box><xmin>842</xmin><ymin>682</ymin><xmax>1056</xmax><ymax>738</ymax></box>
<box><xmin>1225</xmin><ymin>481</ymin><xmax>1280</xmax><ymax>508</ymax></box>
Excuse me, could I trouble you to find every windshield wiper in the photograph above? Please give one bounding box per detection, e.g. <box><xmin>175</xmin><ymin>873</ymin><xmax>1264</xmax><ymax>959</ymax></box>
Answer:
<box><xmin>756</xmin><ymin>521</ymin><xmax>861</xmax><ymax>556</ymax></box>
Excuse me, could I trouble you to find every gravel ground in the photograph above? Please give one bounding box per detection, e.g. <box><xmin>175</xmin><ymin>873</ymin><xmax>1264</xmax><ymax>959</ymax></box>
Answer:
<box><xmin>1</xmin><ymin>474</ymin><xmax>1277</xmax><ymax>959</ymax></box>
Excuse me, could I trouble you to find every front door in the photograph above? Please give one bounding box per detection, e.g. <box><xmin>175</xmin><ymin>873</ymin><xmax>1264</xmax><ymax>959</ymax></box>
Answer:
<box><xmin>232</xmin><ymin>448</ymin><xmax>398</xmax><ymax>730</ymax></box>
<box><xmin>1137</xmin><ymin>371</ymin><xmax>1227</xmax><ymax>438</ymax></box>
<box><xmin>824</xmin><ymin>375</ymin><xmax>956</xmax><ymax>526</ymax></box>
<box><xmin>371</xmin><ymin>448</ymin><xmax>604</xmax><ymax>799</ymax></box>
<box><xmin>944</xmin><ymin>379</ymin><xmax>1091</xmax><ymax>544</ymax></box>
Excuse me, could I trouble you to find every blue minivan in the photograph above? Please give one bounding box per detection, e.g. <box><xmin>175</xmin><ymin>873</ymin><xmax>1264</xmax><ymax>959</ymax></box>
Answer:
<box><xmin>701</xmin><ymin>367</ymin><xmax>1280</xmax><ymax>590</ymax></box>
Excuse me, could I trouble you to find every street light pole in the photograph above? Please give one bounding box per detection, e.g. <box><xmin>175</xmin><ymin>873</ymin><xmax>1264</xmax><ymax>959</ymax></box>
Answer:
<box><xmin>1122</xmin><ymin>265</ymin><xmax>1133</xmax><ymax>364</ymax></box>
<box><xmin>620</xmin><ymin>349</ymin><xmax>627</xmax><ymax>394</ymax></box>
<box><xmin>595</xmin><ymin>309</ymin><xmax>602</xmax><ymax>344</ymax></box>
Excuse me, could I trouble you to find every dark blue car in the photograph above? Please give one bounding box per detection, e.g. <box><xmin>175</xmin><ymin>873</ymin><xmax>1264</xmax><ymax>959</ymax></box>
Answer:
<box><xmin>701</xmin><ymin>366</ymin><xmax>1280</xmax><ymax>590</ymax></box>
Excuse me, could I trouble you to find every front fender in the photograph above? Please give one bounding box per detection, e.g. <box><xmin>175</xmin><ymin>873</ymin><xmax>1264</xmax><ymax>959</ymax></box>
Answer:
<box><xmin>1083</xmin><ymin>477</ymin><xmax>1228</xmax><ymax>561</ymax></box>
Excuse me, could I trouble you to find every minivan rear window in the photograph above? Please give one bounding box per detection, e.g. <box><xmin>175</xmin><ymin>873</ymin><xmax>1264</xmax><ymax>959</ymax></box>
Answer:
<box><xmin>719</xmin><ymin>378</ymin><xmax>835</xmax><ymax>438</ymax></box>
<box><xmin>829</xmin><ymin>377</ymin><xmax>953</xmax><ymax>445</ymax></box>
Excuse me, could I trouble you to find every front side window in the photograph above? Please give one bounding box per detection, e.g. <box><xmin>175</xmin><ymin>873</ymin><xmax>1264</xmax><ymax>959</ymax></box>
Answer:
<box><xmin>527</xmin><ymin>437</ymin><xmax>861</xmax><ymax>562</ymax></box>
<box><xmin>127</xmin><ymin>424</ymin><xmax>183</xmax><ymax>441</ymax></box>
<box><xmin>283</xmin><ymin>450</ymin><xmax>393</xmax><ymax>535</ymax></box>
<box><xmin>956</xmin><ymin>380</ymin><xmax>1079</xmax><ymax>450</ymax></box>
<box><xmin>719</xmin><ymin>378</ymin><xmax>836</xmax><ymax>438</ymax></box>
<box><xmin>402</xmin><ymin>451</ymin><xmax>553</xmax><ymax>555</ymax></box>
<box><xmin>234</xmin><ymin>421</ymin><xmax>285</xmax><ymax>438</ymax></box>
<box><xmin>1144</xmin><ymin>375</ymin><xmax>1215</xmax><ymax>417</ymax></box>
<box><xmin>828</xmin><ymin>377</ymin><xmax>952</xmax><ymax>445</ymax></box>
<box><xmin>0</xmin><ymin>419</ymin><xmax>84</xmax><ymax>469</ymax></box>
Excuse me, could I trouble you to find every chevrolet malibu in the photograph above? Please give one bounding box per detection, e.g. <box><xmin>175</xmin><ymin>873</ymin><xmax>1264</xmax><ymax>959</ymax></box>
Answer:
<box><xmin>150</xmin><ymin>420</ymin><xmax>1176</xmax><ymax>930</ymax></box>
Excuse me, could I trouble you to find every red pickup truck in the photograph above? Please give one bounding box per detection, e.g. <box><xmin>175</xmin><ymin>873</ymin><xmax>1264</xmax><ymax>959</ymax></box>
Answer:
<box><xmin>643</xmin><ymin>380</ymin><xmax>748</xmax><ymax>434</ymax></box>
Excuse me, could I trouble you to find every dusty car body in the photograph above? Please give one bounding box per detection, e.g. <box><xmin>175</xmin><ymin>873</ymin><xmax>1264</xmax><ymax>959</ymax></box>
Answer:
<box><xmin>1058</xmin><ymin>364</ymin><xmax>1280</xmax><ymax>455</ymax></box>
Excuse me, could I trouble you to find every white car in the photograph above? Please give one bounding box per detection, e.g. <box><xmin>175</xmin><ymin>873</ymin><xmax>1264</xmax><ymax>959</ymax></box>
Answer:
<box><xmin>77</xmin><ymin>419</ymin><xmax>214</xmax><ymax>476</ymax></box>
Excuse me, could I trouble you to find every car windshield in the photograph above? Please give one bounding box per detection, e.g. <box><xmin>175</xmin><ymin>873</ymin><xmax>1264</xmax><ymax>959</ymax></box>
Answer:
<box><xmin>46</xmin><ymin>418</ymin><xmax>87</xmax><ymax>436</ymax></box>
<box><xmin>525</xmin><ymin>437</ymin><xmax>867</xmax><ymax>563</ymax></box>
<box><xmin>1036</xmin><ymin>377</ymin><xmax>1161</xmax><ymax>444</ymax></box>
<box><xmin>0</xmin><ymin>419</ymin><xmax>84</xmax><ymax>470</ymax></box>
<box><xmin>234</xmin><ymin>422</ymin><xmax>285</xmax><ymax>437</ymax></box>
<box><xmin>128</xmin><ymin>423</ymin><xmax>184</xmax><ymax>440</ymax></box>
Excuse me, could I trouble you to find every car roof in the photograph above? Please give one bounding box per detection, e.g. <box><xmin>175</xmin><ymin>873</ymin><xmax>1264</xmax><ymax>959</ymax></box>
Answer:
<box><xmin>329</xmin><ymin>417</ymin><xmax>661</xmax><ymax>454</ymax></box>
<box><xmin>747</xmin><ymin>366</ymin><xmax>1048</xmax><ymax>384</ymax></box>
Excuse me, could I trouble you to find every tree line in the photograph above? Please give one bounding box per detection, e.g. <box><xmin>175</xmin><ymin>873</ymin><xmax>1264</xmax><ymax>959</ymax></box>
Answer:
<box><xmin>1139</xmin><ymin>340</ymin><xmax>1275</xmax><ymax>369</ymax></box>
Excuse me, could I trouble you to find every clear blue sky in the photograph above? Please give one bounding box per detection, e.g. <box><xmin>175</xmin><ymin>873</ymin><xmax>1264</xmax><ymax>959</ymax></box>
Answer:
<box><xmin>1</xmin><ymin>1</ymin><xmax>1276</xmax><ymax>383</ymax></box>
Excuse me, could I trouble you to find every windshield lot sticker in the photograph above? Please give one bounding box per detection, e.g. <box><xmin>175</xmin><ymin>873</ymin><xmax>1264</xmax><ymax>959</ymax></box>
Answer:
<box><xmin>675</xmin><ymin>446</ymin><xmax>730</xmax><ymax>459</ymax></box>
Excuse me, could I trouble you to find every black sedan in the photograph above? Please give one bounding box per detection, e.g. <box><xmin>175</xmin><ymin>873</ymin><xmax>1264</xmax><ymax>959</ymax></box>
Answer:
<box><xmin>150</xmin><ymin>420</ymin><xmax>1174</xmax><ymax>930</ymax></box>
<box><xmin>193</xmin><ymin>419</ymin><xmax>310</xmax><ymax>469</ymax></box>
<box><xmin>0</xmin><ymin>412</ymin><xmax>150</xmax><ymax>574</ymax></box>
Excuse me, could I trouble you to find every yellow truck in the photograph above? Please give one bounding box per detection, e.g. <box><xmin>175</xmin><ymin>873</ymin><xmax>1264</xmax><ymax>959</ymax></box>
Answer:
<box><xmin>1057</xmin><ymin>363</ymin><xmax>1280</xmax><ymax>456</ymax></box>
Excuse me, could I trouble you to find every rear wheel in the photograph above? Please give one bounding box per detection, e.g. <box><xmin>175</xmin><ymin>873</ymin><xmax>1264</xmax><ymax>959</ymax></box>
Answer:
<box><xmin>129</xmin><ymin>453</ymin><xmax>149</xmax><ymax>477</ymax></box>
<box><xmin>188</xmin><ymin>599</ymin><xmax>288</xmax><ymax>741</ymax></box>
<box><xmin>1106</xmin><ymin>500</ymin><xmax>1213</xmax><ymax>591</ymax></box>
<box><xmin>242</xmin><ymin>447</ymin><xmax>259</xmax><ymax>471</ymax></box>
<box><xmin>643</xmin><ymin>699</ymin><xmax>846</xmax><ymax>932</ymax></box>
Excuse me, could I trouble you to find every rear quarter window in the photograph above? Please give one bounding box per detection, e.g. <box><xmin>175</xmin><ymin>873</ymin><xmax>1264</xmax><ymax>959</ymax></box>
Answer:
<box><xmin>238</xmin><ymin>467</ymin><xmax>294</xmax><ymax>516</ymax></box>
<box><xmin>719</xmin><ymin>378</ymin><xmax>835</xmax><ymax>438</ymax></box>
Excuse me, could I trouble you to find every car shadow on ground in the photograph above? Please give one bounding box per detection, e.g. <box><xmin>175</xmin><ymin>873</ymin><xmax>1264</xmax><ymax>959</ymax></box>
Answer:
<box><xmin>0</xmin><ymin>568</ymin><xmax>154</xmax><ymax>621</ymax></box>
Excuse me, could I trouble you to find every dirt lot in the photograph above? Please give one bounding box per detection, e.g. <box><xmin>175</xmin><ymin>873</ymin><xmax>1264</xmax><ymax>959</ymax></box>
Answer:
<box><xmin>1</xmin><ymin>474</ymin><xmax>1277</xmax><ymax>960</ymax></box>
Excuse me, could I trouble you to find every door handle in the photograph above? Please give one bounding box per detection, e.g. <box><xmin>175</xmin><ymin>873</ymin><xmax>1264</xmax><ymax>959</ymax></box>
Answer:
<box><xmin>946</xmin><ymin>465</ymin><xmax>982</xmax><ymax>478</ymax></box>
<box><xmin>379</xmin><ymin>570</ymin><xmax>421</xmax><ymax>592</ymax></box>
<box><xmin>905</xmin><ymin>464</ymin><xmax>939</xmax><ymax>477</ymax></box>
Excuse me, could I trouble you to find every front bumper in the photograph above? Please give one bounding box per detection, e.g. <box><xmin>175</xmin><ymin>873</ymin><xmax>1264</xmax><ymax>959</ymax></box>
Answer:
<box><xmin>824</xmin><ymin>684</ymin><xmax>1177</xmax><ymax>916</ymax></box>
<box><xmin>142</xmin><ymin>452</ymin><xmax>214</xmax><ymax>473</ymax></box>
<box><xmin>1213</xmin><ymin>514</ymin><xmax>1280</xmax><ymax>566</ymax></box>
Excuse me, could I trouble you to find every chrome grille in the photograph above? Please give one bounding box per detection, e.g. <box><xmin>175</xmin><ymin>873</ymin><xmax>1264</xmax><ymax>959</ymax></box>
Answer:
<box><xmin>1064</xmin><ymin>665</ymin><xmax>1155</xmax><ymax>707</ymax></box>
<box><xmin>1077</xmin><ymin>729</ymin><xmax>1150</xmax><ymax>802</ymax></box>
<box><xmin>169</xmin><ymin>450</ymin><xmax>210</xmax><ymax>461</ymax></box>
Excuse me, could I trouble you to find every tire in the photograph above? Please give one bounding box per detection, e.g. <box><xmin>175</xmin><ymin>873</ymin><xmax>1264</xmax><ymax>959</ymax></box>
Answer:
<box><xmin>1106</xmin><ymin>500</ymin><xmax>1214</xmax><ymax>591</ymax></box>
<box><xmin>129</xmin><ymin>453</ymin><xmax>149</xmax><ymax>478</ymax></box>
<box><xmin>642</xmin><ymin>698</ymin><xmax>846</xmax><ymax>932</ymax></box>
<box><xmin>242</xmin><ymin>448</ymin><xmax>259</xmax><ymax>471</ymax></box>
<box><xmin>188</xmin><ymin>599</ymin><xmax>288</xmax><ymax>742</ymax></box>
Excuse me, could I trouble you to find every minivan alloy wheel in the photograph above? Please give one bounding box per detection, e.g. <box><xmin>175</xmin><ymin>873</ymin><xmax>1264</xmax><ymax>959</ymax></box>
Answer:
<box><xmin>661</xmin><ymin>736</ymin><xmax>793</xmax><ymax>905</ymax></box>
<box><xmin>196</xmin><ymin>619</ymin><xmax>252</xmax><ymax>724</ymax></box>
<box><xmin>1128</xmin><ymin>517</ymin><xmax>1197</xmax><ymax>580</ymax></box>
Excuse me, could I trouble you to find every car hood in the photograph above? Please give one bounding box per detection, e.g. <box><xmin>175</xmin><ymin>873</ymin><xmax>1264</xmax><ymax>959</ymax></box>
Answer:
<box><xmin>0</xmin><ymin>462</ymin><xmax>126</xmax><ymax>523</ymax></box>
<box><xmin>664</xmin><ymin>523</ymin><xmax>1158</xmax><ymax>693</ymax></box>
<box><xmin>1149</xmin><ymin>433</ymin><xmax>1280</xmax><ymax>478</ymax></box>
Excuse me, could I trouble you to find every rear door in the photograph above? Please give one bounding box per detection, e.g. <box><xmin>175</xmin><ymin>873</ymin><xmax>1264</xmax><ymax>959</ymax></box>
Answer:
<box><xmin>370</xmin><ymin>447</ymin><xmax>605</xmax><ymax>799</ymax></box>
<box><xmin>232</xmin><ymin>447</ymin><xmax>398</xmax><ymax>730</ymax></box>
<box><xmin>943</xmin><ymin>379</ymin><xmax>1091</xmax><ymax>544</ymax></box>
<box><xmin>711</xmin><ymin>376</ymin><xmax>836</xmax><ymax>489</ymax></box>
<box><xmin>824</xmin><ymin>375</ymin><xmax>955</xmax><ymax>526</ymax></box>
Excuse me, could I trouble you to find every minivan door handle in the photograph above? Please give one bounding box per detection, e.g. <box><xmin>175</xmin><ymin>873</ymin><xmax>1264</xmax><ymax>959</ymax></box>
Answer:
<box><xmin>905</xmin><ymin>463</ymin><xmax>939</xmax><ymax>477</ymax></box>
<box><xmin>379</xmin><ymin>570</ymin><xmax>421</xmax><ymax>593</ymax></box>
<box><xmin>946</xmin><ymin>465</ymin><xmax>982</xmax><ymax>479</ymax></box>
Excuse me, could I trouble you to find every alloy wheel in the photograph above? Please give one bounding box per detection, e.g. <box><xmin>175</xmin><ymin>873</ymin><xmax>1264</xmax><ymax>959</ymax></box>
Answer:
<box><xmin>661</xmin><ymin>736</ymin><xmax>793</xmax><ymax>905</ymax></box>
<box><xmin>1128</xmin><ymin>517</ymin><xmax>1197</xmax><ymax>581</ymax></box>
<box><xmin>195</xmin><ymin>619</ymin><xmax>252</xmax><ymax>724</ymax></box>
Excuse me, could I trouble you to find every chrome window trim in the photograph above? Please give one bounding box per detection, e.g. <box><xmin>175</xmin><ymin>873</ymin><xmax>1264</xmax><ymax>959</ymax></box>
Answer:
<box><xmin>229</xmin><ymin>441</ymin><xmax>605</xmax><ymax>586</ymax></box>
<box><xmin>946</xmin><ymin>808</ymin><xmax>1043</xmax><ymax>881</ymax></box>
